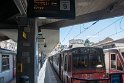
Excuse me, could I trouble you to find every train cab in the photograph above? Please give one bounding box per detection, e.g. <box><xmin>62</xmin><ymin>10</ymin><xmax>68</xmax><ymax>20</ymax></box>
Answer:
<box><xmin>49</xmin><ymin>47</ymin><xmax>108</xmax><ymax>83</ymax></box>
<box><xmin>63</xmin><ymin>47</ymin><xmax>107</xmax><ymax>83</ymax></box>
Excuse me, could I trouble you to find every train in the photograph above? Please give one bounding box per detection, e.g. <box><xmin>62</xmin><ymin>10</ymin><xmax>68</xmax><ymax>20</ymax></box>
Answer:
<box><xmin>0</xmin><ymin>48</ymin><xmax>16</xmax><ymax>83</ymax></box>
<box><xmin>103</xmin><ymin>47</ymin><xmax>124</xmax><ymax>73</ymax></box>
<box><xmin>49</xmin><ymin>47</ymin><xmax>108</xmax><ymax>83</ymax></box>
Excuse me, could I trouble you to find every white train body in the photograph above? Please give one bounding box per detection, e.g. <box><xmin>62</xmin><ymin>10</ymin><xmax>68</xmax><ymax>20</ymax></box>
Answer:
<box><xmin>0</xmin><ymin>48</ymin><xmax>16</xmax><ymax>83</ymax></box>
<box><xmin>104</xmin><ymin>47</ymin><xmax>124</xmax><ymax>73</ymax></box>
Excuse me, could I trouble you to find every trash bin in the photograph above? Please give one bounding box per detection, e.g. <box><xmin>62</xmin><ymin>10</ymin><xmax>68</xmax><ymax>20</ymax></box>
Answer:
<box><xmin>19</xmin><ymin>76</ymin><xmax>29</xmax><ymax>83</ymax></box>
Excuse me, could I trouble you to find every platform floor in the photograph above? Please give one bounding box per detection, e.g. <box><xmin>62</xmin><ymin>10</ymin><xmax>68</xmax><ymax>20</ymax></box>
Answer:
<box><xmin>9</xmin><ymin>59</ymin><xmax>62</xmax><ymax>83</ymax></box>
<box><xmin>9</xmin><ymin>78</ymin><xmax>16</xmax><ymax>83</ymax></box>
<box><xmin>38</xmin><ymin>59</ymin><xmax>62</xmax><ymax>83</ymax></box>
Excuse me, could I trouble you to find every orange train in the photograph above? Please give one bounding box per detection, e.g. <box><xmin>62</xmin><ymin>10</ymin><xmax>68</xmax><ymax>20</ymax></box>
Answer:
<box><xmin>49</xmin><ymin>47</ymin><xmax>108</xmax><ymax>83</ymax></box>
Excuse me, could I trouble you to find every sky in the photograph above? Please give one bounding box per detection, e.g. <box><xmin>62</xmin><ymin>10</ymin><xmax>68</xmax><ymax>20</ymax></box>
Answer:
<box><xmin>60</xmin><ymin>16</ymin><xmax>124</xmax><ymax>45</ymax></box>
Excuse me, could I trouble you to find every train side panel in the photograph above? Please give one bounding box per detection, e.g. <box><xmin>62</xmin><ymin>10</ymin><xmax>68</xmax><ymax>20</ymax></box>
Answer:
<box><xmin>104</xmin><ymin>49</ymin><xmax>124</xmax><ymax>73</ymax></box>
<box><xmin>52</xmin><ymin>55</ymin><xmax>59</xmax><ymax>75</ymax></box>
<box><xmin>0</xmin><ymin>54</ymin><xmax>13</xmax><ymax>83</ymax></box>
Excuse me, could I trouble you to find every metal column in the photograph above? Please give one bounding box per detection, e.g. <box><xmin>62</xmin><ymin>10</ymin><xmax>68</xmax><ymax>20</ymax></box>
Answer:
<box><xmin>16</xmin><ymin>17</ymin><xmax>39</xmax><ymax>83</ymax></box>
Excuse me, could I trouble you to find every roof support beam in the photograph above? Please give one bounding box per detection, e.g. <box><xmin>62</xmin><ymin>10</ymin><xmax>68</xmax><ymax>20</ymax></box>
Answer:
<box><xmin>13</xmin><ymin>0</ymin><xmax>27</xmax><ymax>15</ymax></box>
<box><xmin>0</xmin><ymin>24</ymin><xmax>18</xmax><ymax>29</ymax></box>
<box><xmin>39</xmin><ymin>1</ymin><xmax>124</xmax><ymax>29</ymax></box>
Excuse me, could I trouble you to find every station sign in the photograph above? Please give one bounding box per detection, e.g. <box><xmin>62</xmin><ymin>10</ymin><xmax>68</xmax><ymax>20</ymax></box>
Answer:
<box><xmin>27</xmin><ymin>0</ymin><xmax>75</xmax><ymax>19</ymax></box>
<box><xmin>110</xmin><ymin>74</ymin><xmax>121</xmax><ymax>83</ymax></box>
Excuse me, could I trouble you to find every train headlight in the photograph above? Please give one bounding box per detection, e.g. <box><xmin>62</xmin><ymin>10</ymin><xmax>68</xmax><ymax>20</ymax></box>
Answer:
<box><xmin>96</xmin><ymin>64</ymin><xmax>103</xmax><ymax>72</ymax></box>
<box><xmin>96</xmin><ymin>64</ymin><xmax>103</xmax><ymax>68</ymax></box>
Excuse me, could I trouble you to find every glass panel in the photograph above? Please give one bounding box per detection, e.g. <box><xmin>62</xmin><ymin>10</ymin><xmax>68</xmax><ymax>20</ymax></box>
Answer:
<box><xmin>64</xmin><ymin>56</ymin><xmax>67</xmax><ymax>71</ymax></box>
<box><xmin>73</xmin><ymin>54</ymin><xmax>88</xmax><ymax>70</ymax></box>
<box><xmin>89</xmin><ymin>54</ymin><xmax>102</xmax><ymax>69</ymax></box>
<box><xmin>111</xmin><ymin>54</ymin><xmax>116</xmax><ymax>60</ymax></box>
<box><xmin>2</xmin><ymin>55</ymin><xmax>10</xmax><ymax>71</ymax></box>
<box><xmin>121</xmin><ymin>52</ymin><xmax>124</xmax><ymax>58</ymax></box>
<box><xmin>73</xmin><ymin>54</ymin><xmax>103</xmax><ymax>70</ymax></box>
<box><xmin>111</xmin><ymin>54</ymin><xmax>116</xmax><ymax>69</ymax></box>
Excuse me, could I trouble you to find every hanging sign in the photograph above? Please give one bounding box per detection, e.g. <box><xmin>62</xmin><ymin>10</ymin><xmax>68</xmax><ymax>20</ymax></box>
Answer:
<box><xmin>27</xmin><ymin>0</ymin><xmax>75</xmax><ymax>19</ymax></box>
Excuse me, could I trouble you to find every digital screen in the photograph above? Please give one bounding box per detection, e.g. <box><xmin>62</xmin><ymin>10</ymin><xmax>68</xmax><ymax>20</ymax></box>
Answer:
<box><xmin>34</xmin><ymin>0</ymin><xmax>59</xmax><ymax>10</ymax></box>
<box><xmin>27</xmin><ymin>0</ymin><xmax>75</xmax><ymax>19</ymax></box>
<box><xmin>111</xmin><ymin>74</ymin><xmax>121</xmax><ymax>83</ymax></box>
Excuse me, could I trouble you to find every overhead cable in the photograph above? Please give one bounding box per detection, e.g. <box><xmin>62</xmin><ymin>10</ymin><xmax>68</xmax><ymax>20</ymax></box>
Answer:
<box><xmin>61</xmin><ymin>26</ymin><xmax>73</xmax><ymax>43</ymax></box>
<box><xmin>89</xmin><ymin>17</ymin><xmax>124</xmax><ymax>39</ymax></box>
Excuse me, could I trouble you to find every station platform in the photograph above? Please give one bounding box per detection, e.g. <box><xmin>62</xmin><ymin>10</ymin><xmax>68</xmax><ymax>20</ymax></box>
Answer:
<box><xmin>9</xmin><ymin>59</ymin><xmax>61</xmax><ymax>83</ymax></box>
<box><xmin>9</xmin><ymin>78</ymin><xmax>16</xmax><ymax>83</ymax></box>
<box><xmin>38</xmin><ymin>59</ymin><xmax>62</xmax><ymax>83</ymax></box>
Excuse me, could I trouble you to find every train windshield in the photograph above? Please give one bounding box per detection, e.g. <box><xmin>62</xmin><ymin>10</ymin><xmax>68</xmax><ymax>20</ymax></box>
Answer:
<box><xmin>122</xmin><ymin>52</ymin><xmax>124</xmax><ymax>58</ymax></box>
<box><xmin>73</xmin><ymin>54</ymin><xmax>104</xmax><ymax>71</ymax></box>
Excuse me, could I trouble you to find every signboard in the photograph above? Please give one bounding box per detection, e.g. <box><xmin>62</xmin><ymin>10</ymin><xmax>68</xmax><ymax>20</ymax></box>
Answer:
<box><xmin>111</xmin><ymin>74</ymin><xmax>121</xmax><ymax>83</ymax></box>
<box><xmin>27</xmin><ymin>0</ymin><xmax>75</xmax><ymax>19</ymax></box>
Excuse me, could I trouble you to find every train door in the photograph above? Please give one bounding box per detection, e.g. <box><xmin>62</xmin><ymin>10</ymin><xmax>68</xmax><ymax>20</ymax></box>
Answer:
<box><xmin>61</xmin><ymin>53</ymin><xmax>64</xmax><ymax>81</ymax></box>
<box><xmin>59</xmin><ymin>54</ymin><xmax>61</xmax><ymax>77</ymax></box>
<box><xmin>117</xmin><ymin>55</ymin><xmax>123</xmax><ymax>71</ymax></box>
<box><xmin>110</xmin><ymin>51</ymin><xmax>123</xmax><ymax>71</ymax></box>
<box><xmin>63</xmin><ymin>55</ymin><xmax>68</xmax><ymax>83</ymax></box>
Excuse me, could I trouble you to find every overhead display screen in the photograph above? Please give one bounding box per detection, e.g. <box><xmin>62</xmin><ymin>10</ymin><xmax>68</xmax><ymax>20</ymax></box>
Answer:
<box><xmin>27</xmin><ymin>0</ymin><xmax>75</xmax><ymax>19</ymax></box>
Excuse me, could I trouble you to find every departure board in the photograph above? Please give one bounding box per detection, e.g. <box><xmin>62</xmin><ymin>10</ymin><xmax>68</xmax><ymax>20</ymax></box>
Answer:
<box><xmin>27</xmin><ymin>0</ymin><xmax>75</xmax><ymax>19</ymax></box>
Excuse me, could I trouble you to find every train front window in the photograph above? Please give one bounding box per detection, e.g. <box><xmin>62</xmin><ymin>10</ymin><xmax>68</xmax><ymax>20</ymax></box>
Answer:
<box><xmin>89</xmin><ymin>54</ymin><xmax>102</xmax><ymax>69</ymax></box>
<box><xmin>73</xmin><ymin>54</ymin><xmax>88</xmax><ymax>70</ymax></box>
<box><xmin>73</xmin><ymin>54</ymin><xmax>103</xmax><ymax>71</ymax></box>
<box><xmin>122</xmin><ymin>52</ymin><xmax>124</xmax><ymax>58</ymax></box>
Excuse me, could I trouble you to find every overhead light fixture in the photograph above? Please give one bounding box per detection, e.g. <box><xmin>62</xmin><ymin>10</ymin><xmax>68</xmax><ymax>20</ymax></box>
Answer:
<box><xmin>38</xmin><ymin>17</ymin><xmax>47</xmax><ymax>19</ymax></box>
<box><xmin>38</xmin><ymin>32</ymin><xmax>42</xmax><ymax>35</ymax></box>
<box><xmin>44</xmin><ymin>43</ymin><xmax>47</xmax><ymax>48</ymax></box>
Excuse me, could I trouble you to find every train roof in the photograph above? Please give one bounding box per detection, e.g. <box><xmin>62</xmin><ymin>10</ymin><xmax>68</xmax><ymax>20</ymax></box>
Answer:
<box><xmin>50</xmin><ymin>47</ymin><xmax>103</xmax><ymax>55</ymax></box>
<box><xmin>103</xmin><ymin>47</ymin><xmax>124</xmax><ymax>51</ymax></box>
<box><xmin>61</xmin><ymin>47</ymin><xmax>103</xmax><ymax>54</ymax></box>
<box><xmin>0</xmin><ymin>48</ymin><xmax>16</xmax><ymax>54</ymax></box>
<box><xmin>69</xmin><ymin>47</ymin><xmax>103</xmax><ymax>51</ymax></box>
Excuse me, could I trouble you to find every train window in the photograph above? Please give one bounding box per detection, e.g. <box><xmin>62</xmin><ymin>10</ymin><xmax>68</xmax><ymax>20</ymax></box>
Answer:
<box><xmin>68</xmin><ymin>56</ymin><xmax>71</xmax><ymax>72</ymax></box>
<box><xmin>2</xmin><ymin>55</ymin><xmax>10</xmax><ymax>71</ymax></box>
<box><xmin>111</xmin><ymin>54</ymin><xmax>116</xmax><ymax>60</ymax></box>
<box><xmin>117</xmin><ymin>57</ymin><xmax>123</xmax><ymax>71</ymax></box>
<box><xmin>89</xmin><ymin>54</ymin><xmax>102</xmax><ymax>69</ymax></box>
<box><xmin>111</xmin><ymin>54</ymin><xmax>116</xmax><ymax>69</ymax></box>
<box><xmin>64</xmin><ymin>56</ymin><xmax>67</xmax><ymax>71</ymax></box>
<box><xmin>73</xmin><ymin>54</ymin><xmax>104</xmax><ymax>71</ymax></box>
<box><xmin>73</xmin><ymin>54</ymin><xmax>88</xmax><ymax>70</ymax></box>
<box><xmin>121</xmin><ymin>52</ymin><xmax>124</xmax><ymax>58</ymax></box>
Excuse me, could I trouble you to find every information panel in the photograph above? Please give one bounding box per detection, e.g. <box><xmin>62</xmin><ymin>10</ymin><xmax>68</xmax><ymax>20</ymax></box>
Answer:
<box><xmin>111</xmin><ymin>74</ymin><xmax>121</xmax><ymax>83</ymax></box>
<box><xmin>27</xmin><ymin>0</ymin><xmax>75</xmax><ymax>19</ymax></box>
